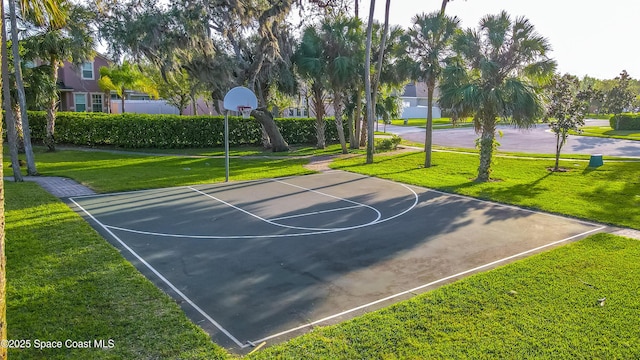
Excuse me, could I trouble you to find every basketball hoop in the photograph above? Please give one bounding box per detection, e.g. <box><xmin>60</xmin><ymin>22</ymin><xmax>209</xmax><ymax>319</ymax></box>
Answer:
<box><xmin>222</xmin><ymin>87</ymin><xmax>258</xmax><ymax>182</ymax></box>
<box><xmin>238</xmin><ymin>106</ymin><xmax>252</xmax><ymax>119</ymax></box>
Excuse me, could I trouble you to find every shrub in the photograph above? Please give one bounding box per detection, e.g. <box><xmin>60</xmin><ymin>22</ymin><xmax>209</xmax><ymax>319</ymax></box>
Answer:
<box><xmin>586</xmin><ymin>113</ymin><xmax>613</xmax><ymax>120</ymax></box>
<box><xmin>374</xmin><ymin>134</ymin><xmax>402</xmax><ymax>152</ymax></box>
<box><xmin>610</xmin><ymin>114</ymin><xmax>640</xmax><ymax>130</ymax></box>
<box><xmin>25</xmin><ymin>111</ymin><xmax>343</xmax><ymax>148</ymax></box>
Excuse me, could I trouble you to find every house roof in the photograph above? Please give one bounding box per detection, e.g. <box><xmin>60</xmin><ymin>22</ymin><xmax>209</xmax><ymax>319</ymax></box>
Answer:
<box><xmin>57</xmin><ymin>81</ymin><xmax>74</xmax><ymax>92</ymax></box>
<box><xmin>402</xmin><ymin>83</ymin><xmax>417</xmax><ymax>97</ymax></box>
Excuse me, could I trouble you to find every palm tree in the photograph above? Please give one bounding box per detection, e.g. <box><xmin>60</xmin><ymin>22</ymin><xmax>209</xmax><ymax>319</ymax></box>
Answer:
<box><xmin>8</xmin><ymin>0</ymin><xmax>50</xmax><ymax>175</ymax></box>
<box><xmin>406</xmin><ymin>12</ymin><xmax>459</xmax><ymax>168</ymax></box>
<box><xmin>294</xmin><ymin>25</ymin><xmax>328</xmax><ymax>148</ymax></box>
<box><xmin>23</xmin><ymin>4</ymin><xmax>95</xmax><ymax>151</ymax></box>
<box><xmin>2</xmin><ymin>3</ymin><xmax>23</xmax><ymax>182</ymax></box>
<box><xmin>319</xmin><ymin>16</ymin><xmax>363</xmax><ymax>154</ymax></box>
<box><xmin>439</xmin><ymin>11</ymin><xmax>556</xmax><ymax>182</ymax></box>
<box><xmin>363</xmin><ymin>0</ymin><xmax>378</xmax><ymax>163</ymax></box>
<box><xmin>98</xmin><ymin>61</ymin><xmax>158</xmax><ymax>113</ymax></box>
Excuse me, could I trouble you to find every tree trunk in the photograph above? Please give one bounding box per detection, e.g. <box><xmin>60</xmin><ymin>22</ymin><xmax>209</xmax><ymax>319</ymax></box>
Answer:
<box><xmin>476</xmin><ymin>118</ymin><xmax>496</xmax><ymax>182</ymax></box>
<box><xmin>367</xmin><ymin>0</ymin><xmax>390</xmax><ymax>163</ymax></box>
<box><xmin>0</xmin><ymin>7</ymin><xmax>7</xmax><ymax>359</ymax></box>
<box><xmin>120</xmin><ymin>87</ymin><xmax>126</xmax><ymax>113</ymax></box>
<box><xmin>9</xmin><ymin>0</ymin><xmax>38</xmax><ymax>175</ymax></box>
<box><xmin>251</xmin><ymin>107</ymin><xmax>289</xmax><ymax>152</ymax></box>
<box><xmin>333</xmin><ymin>91</ymin><xmax>348</xmax><ymax>154</ymax></box>
<box><xmin>363</xmin><ymin>0</ymin><xmax>375</xmax><ymax>162</ymax></box>
<box><xmin>104</xmin><ymin>91</ymin><xmax>111</xmax><ymax>113</ymax></box>
<box><xmin>424</xmin><ymin>81</ymin><xmax>435</xmax><ymax>167</ymax></box>
<box><xmin>44</xmin><ymin>59</ymin><xmax>60</xmax><ymax>151</ymax></box>
<box><xmin>440</xmin><ymin>0</ymin><xmax>449</xmax><ymax>14</ymax></box>
<box><xmin>312</xmin><ymin>83</ymin><xmax>326</xmax><ymax>149</ymax></box>
<box><xmin>554</xmin><ymin>132</ymin><xmax>562</xmax><ymax>171</ymax></box>
<box><xmin>260</xmin><ymin>125</ymin><xmax>271</xmax><ymax>149</ymax></box>
<box><xmin>554</xmin><ymin>128</ymin><xmax>570</xmax><ymax>172</ymax></box>
<box><xmin>359</xmin><ymin>114</ymin><xmax>367</xmax><ymax>147</ymax></box>
<box><xmin>13</xmin><ymin>104</ymin><xmax>24</xmax><ymax>152</ymax></box>
<box><xmin>351</xmin><ymin>89</ymin><xmax>361</xmax><ymax>149</ymax></box>
<box><xmin>0</xmin><ymin>131</ymin><xmax>5</xmax><ymax>360</ymax></box>
<box><xmin>2</xmin><ymin>4</ymin><xmax>22</xmax><ymax>181</ymax></box>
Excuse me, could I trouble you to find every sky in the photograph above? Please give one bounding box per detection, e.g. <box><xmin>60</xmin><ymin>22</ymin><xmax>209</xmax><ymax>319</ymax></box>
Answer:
<box><xmin>359</xmin><ymin>0</ymin><xmax>640</xmax><ymax>80</ymax></box>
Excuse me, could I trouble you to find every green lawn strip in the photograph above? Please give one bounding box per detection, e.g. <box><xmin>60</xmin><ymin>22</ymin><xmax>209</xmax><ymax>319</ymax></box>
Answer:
<box><xmin>6</xmin><ymin>148</ymin><xmax>316</xmax><ymax>193</ymax></box>
<box><xmin>398</xmin><ymin>142</ymin><xmax>637</xmax><ymax>162</ymax></box>
<box><xmin>251</xmin><ymin>233</ymin><xmax>640</xmax><ymax>359</ymax></box>
<box><xmin>57</xmin><ymin>143</ymin><xmax>350</xmax><ymax>157</ymax></box>
<box><xmin>330</xmin><ymin>151</ymin><xmax>640</xmax><ymax>230</ymax></box>
<box><xmin>574</xmin><ymin>126</ymin><xmax>640</xmax><ymax>141</ymax></box>
<box><xmin>5</xmin><ymin>182</ymin><xmax>231</xmax><ymax>359</ymax></box>
<box><xmin>390</xmin><ymin>118</ymin><xmax>462</xmax><ymax>127</ymax></box>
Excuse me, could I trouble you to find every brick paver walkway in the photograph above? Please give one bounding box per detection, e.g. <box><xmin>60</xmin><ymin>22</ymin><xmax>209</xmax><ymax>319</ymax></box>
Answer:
<box><xmin>6</xmin><ymin>176</ymin><xmax>96</xmax><ymax>198</ymax></box>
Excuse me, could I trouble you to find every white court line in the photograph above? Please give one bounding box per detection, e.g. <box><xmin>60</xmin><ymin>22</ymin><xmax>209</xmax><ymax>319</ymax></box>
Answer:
<box><xmin>268</xmin><ymin>205</ymin><xmax>364</xmax><ymax>221</ymax></box>
<box><xmin>69</xmin><ymin>173</ymin><xmax>605</xmax><ymax>349</ymax></box>
<box><xmin>187</xmin><ymin>186</ymin><xmax>382</xmax><ymax>232</ymax></box>
<box><xmin>68</xmin><ymin>197</ymin><xmax>248</xmax><ymax>349</ymax></box>
<box><xmin>275</xmin><ymin>176</ymin><xmax>421</xmax><ymax>225</ymax></box>
<box><xmin>423</xmin><ymin>187</ymin><xmax>600</xmax><ymax>227</ymax></box>
<box><xmin>98</xmin><ymin>177</ymin><xmax>419</xmax><ymax>239</ymax></box>
<box><xmin>351</xmin><ymin>172</ymin><xmax>601</xmax><ymax>227</ymax></box>
<box><xmin>247</xmin><ymin>225</ymin><xmax>606</xmax><ymax>345</ymax></box>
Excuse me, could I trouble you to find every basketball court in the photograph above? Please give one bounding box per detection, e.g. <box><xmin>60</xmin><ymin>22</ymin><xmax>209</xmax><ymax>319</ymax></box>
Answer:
<box><xmin>69</xmin><ymin>171</ymin><xmax>604</xmax><ymax>353</ymax></box>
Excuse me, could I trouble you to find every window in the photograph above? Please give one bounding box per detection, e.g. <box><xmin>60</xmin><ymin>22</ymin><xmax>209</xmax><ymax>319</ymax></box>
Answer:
<box><xmin>74</xmin><ymin>93</ymin><xmax>87</xmax><ymax>112</ymax></box>
<box><xmin>91</xmin><ymin>94</ymin><xmax>103</xmax><ymax>112</ymax></box>
<box><xmin>81</xmin><ymin>62</ymin><xmax>94</xmax><ymax>79</ymax></box>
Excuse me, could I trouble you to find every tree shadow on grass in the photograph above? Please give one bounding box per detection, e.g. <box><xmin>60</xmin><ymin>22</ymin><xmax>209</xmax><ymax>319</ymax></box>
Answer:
<box><xmin>446</xmin><ymin>172</ymin><xmax>553</xmax><ymax>205</ymax></box>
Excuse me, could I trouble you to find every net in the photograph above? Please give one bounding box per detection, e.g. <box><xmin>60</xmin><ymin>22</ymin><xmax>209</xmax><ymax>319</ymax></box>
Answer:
<box><xmin>238</xmin><ymin>106</ymin><xmax>252</xmax><ymax>119</ymax></box>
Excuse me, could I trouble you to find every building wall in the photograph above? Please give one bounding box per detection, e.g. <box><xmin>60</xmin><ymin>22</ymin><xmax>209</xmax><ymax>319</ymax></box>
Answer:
<box><xmin>58</xmin><ymin>54</ymin><xmax>110</xmax><ymax>112</ymax></box>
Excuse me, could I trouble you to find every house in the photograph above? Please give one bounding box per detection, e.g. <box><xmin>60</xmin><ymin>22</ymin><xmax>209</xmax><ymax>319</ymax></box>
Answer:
<box><xmin>55</xmin><ymin>53</ymin><xmax>217</xmax><ymax>115</ymax></box>
<box><xmin>399</xmin><ymin>81</ymin><xmax>441</xmax><ymax>119</ymax></box>
<box><xmin>57</xmin><ymin>53</ymin><xmax>111</xmax><ymax>112</ymax></box>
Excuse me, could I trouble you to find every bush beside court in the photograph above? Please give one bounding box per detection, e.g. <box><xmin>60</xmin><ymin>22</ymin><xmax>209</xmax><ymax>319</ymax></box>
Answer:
<box><xmin>26</xmin><ymin>111</ymin><xmax>343</xmax><ymax>148</ymax></box>
<box><xmin>610</xmin><ymin>113</ymin><xmax>640</xmax><ymax>130</ymax></box>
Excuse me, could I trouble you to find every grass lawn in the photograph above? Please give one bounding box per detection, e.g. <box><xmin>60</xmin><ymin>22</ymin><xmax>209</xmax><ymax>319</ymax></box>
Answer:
<box><xmin>576</xmin><ymin>126</ymin><xmax>640</xmax><ymax>141</ymax></box>
<box><xmin>6</xmin><ymin>147</ymin><xmax>316</xmax><ymax>193</ymax></box>
<box><xmin>251</xmin><ymin>233</ymin><xmax>640</xmax><ymax>359</ymax></box>
<box><xmin>331</xmin><ymin>151</ymin><xmax>640</xmax><ymax>230</ymax></box>
<box><xmin>5</xmin><ymin>182</ymin><xmax>231</xmax><ymax>359</ymax></box>
<box><xmin>389</xmin><ymin>118</ymin><xmax>465</xmax><ymax>127</ymax></box>
<box><xmin>72</xmin><ymin>143</ymin><xmax>350</xmax><ymax>157</ymax></box>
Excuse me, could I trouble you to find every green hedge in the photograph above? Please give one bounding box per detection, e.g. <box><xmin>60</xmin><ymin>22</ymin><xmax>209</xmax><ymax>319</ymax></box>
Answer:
<box><xmin>25</xmin><ymin>112</ymin><xmax>342</xmax><ymax>148</ymax></box>
<box><xmin>586</xmin><ymin>113</ymin><xmax>613</xmax><ymax>120</ymax></box>
<box><xmin>610</xmin><ymin>114</ymin><xmax>640</xmax><ymax>130</ymax></box>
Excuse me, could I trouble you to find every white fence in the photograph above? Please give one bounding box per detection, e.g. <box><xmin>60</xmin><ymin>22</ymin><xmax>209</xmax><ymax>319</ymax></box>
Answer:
<box><xmin>401</xmin><ymin>105</ymin><xmax>441</xmax><ymax>119</ymax></box>
<box><xmin>109</xmin><ymin>99</ymin><xmax>218</xmax><ymax>115</ymax></box>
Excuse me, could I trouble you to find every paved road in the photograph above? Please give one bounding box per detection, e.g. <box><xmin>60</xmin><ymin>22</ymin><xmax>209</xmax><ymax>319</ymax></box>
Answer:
<box><xmin>388</xmin><ymin>120</ymin><xmax>640</xmax><ymax>158</ymax></box>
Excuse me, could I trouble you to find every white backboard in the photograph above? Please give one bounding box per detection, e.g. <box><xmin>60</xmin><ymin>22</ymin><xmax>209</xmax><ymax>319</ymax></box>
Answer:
<box><xmin>223</xmin><ymin>86</ymin><xmax>258</xmax><ymax>111</ymax></box>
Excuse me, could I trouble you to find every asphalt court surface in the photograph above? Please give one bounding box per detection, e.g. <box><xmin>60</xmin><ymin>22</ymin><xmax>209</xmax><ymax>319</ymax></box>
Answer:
<box><xmin>69</xmin><ymin>171</ymin><xmax>605</xmax><ymax>352</ymax></box>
